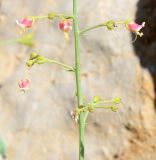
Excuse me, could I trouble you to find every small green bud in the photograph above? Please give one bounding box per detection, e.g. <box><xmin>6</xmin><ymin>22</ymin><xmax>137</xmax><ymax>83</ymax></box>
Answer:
<box><xmin>124</xmin><ymin>19</ymin><xmax>133</xmax><ymax>27</ymax></box>
<box><xmin>111</xmin><ymin>106</ymin><xmax>118</xmax><ymax>112</ymax></box>
<box><xmin>30</xmin><ymin>52</ymin><xmax>39</xmax><ymax>60</ymax></box>
<box><xmin>48</xmin><ymin>13</ymin><xmax>57</xmax><ymax>20</ymax></box>
<box><xmin>88</xmin><ymin>106</ymin><xmax>94</xmax><ymax>112</ymax></box>
<box><xmin>93</xmin><ymin>96</ymin><xmax>101</xmax><ymax>103</ymax></box>
<box><xmin>36</xmin><ymin>56</ymin><xmax>47</xmax><ymax>64</ymax></box>
<box><xmin>105</xmin><ymin>20</ymin><xmax>116</xmax><ymax>30</ymax></box>
<box><xmin>79</xmin><ymin>105</ymin><xmax>84</xmax><ymax>109</ymax></box>
<box><xmin>26</xmin><ymin>59</ymin><xmax>36</xmax><ymax>67</ymax></box>
<box><xmin>112</xmin><ymin>97</ymin><xmax>121</xmax><ymax>104</ymax></box>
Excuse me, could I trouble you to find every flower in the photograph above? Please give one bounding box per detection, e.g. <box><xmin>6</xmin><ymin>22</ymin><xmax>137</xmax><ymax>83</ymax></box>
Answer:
<box><xmin>59</xmin><ymin>19</ymin><xmax>72</xmax><ymax>32</ymax></box>
<box><xmin>59</xmin><ymin>19</ymin><xmax>72</xmax><ymax>40</ymax></box>
<box><xmin>18</xmin><ymin>79</ymin><xmax>30</xmax><ymax>92</ymax></box>
<box><xmin>127</xmin><ymin>21</ymin><xmax>145</xmax><ymax>37</ymax></box>
<box><xmin>16</xmin><ymin>17</ymin><xmax>33</xmax><ymax>29</ymax></box>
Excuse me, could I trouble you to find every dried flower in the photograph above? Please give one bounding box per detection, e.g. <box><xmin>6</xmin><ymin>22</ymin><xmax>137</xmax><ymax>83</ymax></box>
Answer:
<box><xmin>70</xmin><ymin>111</ymin><xmax>79</xmax><ymax>123</ymax></box>
<box><xmin>18</xmin><ymin>79</ymin><xmax>30</xmax><ymax>92</ymax></box>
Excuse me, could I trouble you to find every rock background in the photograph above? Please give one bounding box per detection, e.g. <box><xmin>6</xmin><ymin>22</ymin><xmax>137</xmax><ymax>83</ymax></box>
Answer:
<box><xmin>0</xmin><ymin>0</ymin><xmax>156</xmax><ymax>160</ymax></box>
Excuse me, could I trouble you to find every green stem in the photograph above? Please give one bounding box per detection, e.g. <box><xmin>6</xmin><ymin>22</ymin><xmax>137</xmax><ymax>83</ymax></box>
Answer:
<box><xmin>56</xmin><ymin>13</ymin><xmax>74</xmax><ymax>19</ymax></box>
<box><xmin>80</xmin><ymin>23</ymin><xmax>106</xmax><ymax>35</ymax></box>
<box><xmin>94</xmin><ymin>106</ymin><xmax>113</xmax><ymax>109</ymax></box>
<box><xmin>73</xmin><ymin>0</ymin><xmax>86</xmax><ymax>160</ymax></box>
<box><xmin>80</xmin><ymin>20</ymin><xmax>126</xmax><ymax>35</ymax></box>
<box><xmin>31</xmin><ymin>15</ymin><xmax>49</xmax><ymax>20</ymax></box>
<box><xmin>0</xmin><ymin>39</ymin><xmax>17</xmax><ymax>45</ymax></box>
<box><xmin>46</xmin><ymin>59</ymin><xmax>75</xmax><ymax>71</ymax></box>
<box><xmin>31</xmin><ymin>13</ymin><xmax>74</xmax><ymax>21</ymax></box>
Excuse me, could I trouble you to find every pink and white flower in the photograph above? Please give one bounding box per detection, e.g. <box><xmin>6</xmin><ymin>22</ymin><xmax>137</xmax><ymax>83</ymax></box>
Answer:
<box><xmin>127</xmin><ymin>21</ymin><xmax>145</xmax><ymax>32</ymax></box>
<box><xmin>127</xmin><ymin>21</ymin><xmax>145</xmax><ymax>37</ymax></box>
<box><xmin>16</xmin><ymin>17</ymin><xmax>33</xmax><ymax>28</ymax></box>
<box><xmin>59</xmin><ymin>19</ymin><xmax>72</xmax><ymax>32</ymax></box>
<box><xmin>18</xmin><ymin>79</ymin><xmax>30</xmax><ymax>92</ymax></box>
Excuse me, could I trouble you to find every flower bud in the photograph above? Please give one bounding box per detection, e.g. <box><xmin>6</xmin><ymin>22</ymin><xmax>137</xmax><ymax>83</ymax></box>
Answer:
<box><xmin>16</xmin><ymin>17</ymin><xmax>33</xmax><ymax>28</ymax></box>
<box><xmin>59</xmin><ymin>19</ymin><xmax>72</xmax><ymax>32</ymax></box>
<box><xmin>36</xmin><ymin>56</ymin><xmax>47</xmax><ymax>64</ymax></box>
<box><xmin>105</xmin><ymin>20</ymin><xmax>116</xmax><ymax>30</ymax></box>
<box><xmin>30</xmin><ymin>52</ymin><xmax>39</xmax><ymax>60</ymax></box>
<box><xmin>26</xmin><ymin>60</ymin><xmax>36</xmax><ymax>67</ymax></box>
<box><xmin>18</xmin><ymin>79</ymin><xmax>30</xmax><ymax>92</ymax></box>
<box><xmin>111</xmin><ymin>106</ymin><xmax>118</xmax><ymax>112</ymax></box>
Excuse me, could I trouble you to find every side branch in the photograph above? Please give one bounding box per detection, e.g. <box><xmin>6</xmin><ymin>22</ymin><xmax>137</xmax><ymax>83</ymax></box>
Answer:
<box><xmin>79</xmin><ymin>20</ymin><xmax>127</xmax><ymax>35</ymax></box>
<box><xmin>26</xmin><ymin>53</ymin><xmax>75</xmax><ymax>72</ymax></box>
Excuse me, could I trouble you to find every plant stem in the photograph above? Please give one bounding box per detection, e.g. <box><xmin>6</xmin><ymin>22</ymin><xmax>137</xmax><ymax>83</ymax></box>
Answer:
<box><xmin>0</xmin><ymin>39</ymin><xmax>16</xmax><ymax>45</ymax></box>
<box><xmin>80</xmin><ymin>20</ymin><xmax>126</xmax><ymax>35</ymax></box>
<box><xmin>80</xmin><ymin>23</ymin><xmax>106</xmax><ymax>35</ymax></box>
<box><xmin>31</xmin><ymin>15</ymin><xmax>49</xmax><ymax>20</ymax></box>
<box><xmin>31</xmin><ymin>14</ymin><xmax>74</xmax><ymax>21</ymax></box>
<box><xmin>46</xmin><ymin>59</ymin><xmax>75</xmax><ymax>71</ymax></box>
<box><xmin>73</xmin><ymin>0</ymin><xmax>86</xmax><ymax>160</ymax></box>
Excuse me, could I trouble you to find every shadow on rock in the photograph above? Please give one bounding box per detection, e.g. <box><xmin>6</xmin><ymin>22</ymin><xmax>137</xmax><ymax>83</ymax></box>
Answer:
<box><xmin>133</xmin><ymin>0</ymin><xmax>156</xmax><ymax>108</ymax></box>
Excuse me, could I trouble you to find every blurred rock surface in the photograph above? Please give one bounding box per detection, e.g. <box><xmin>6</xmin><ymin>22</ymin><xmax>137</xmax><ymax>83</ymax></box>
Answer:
<box><xmin>0</xmin><ymin>0</ymin><xmax>156</xmax><ymax>160</ymax></box>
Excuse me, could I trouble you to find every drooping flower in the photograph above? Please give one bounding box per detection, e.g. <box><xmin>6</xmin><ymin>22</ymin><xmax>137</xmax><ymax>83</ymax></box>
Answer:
<box><xmin>127</xmin><ymin>21</ymin><xmax>145</xmax><ymax>37</ymax></box>
<box><xmin>59</xmin><ymin>19</ymin><xmax>72</xmax><ymax>32</ymax></box>
<box><xmin>59</xmin><ymin>19</ymin><xmax>72</xmax><ymax>40</ymax></box>
<box><xmin>16</xmin><ymin>17</ymin><xmax>33</xmax><ymax>29</ymax></box>
<box><xmin>18</xmin><ymin>79</ymin><xmax>30</xmax><ymax>92</ymax></box>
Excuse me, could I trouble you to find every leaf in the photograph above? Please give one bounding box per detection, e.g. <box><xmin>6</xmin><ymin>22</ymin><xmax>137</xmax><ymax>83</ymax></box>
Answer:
<box><xmin>0</xmin><ymin>137</ymin><xmax>7</xmax><ymax>159</ymax></box>
<box><xmin>15</xmin><ymin>33</ymin><xmax>35</xmax><ymax>47</ymax></box>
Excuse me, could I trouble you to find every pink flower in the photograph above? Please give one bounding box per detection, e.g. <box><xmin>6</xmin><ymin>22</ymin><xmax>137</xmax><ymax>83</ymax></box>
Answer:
<box><xmin>18</xmin><ymin>79</ymin><xmax>30</xmax><ymax>92</ymax></box>
<box><xmin>59</xmin><ymin>19</ymin><xmax>72</xmax><ymax>32</ymax></box>
<box><xmin>127</xmin><ymin>21</ymin><xmax>145</xmax><ymax>37</ymax></box>
<box><xmin>16</xmin><ymin>17</ymin><xmax>33</xmax><ymax>28</ymax></box>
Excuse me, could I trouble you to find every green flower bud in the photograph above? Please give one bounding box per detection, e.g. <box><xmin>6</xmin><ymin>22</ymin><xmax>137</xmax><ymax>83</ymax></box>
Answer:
<box><xmin>48</xmin><ymin>13</ymin><xmax>57</xmax><ymax>20</ymax></box>
<box><xmin>30</xmin><ymin>52</ymin><xmax>39</xmax><ymax>60</ymax></box>
<box><xmin>111</xmin><ymin>106</ymin><xmax>118</xmax><ymax>112</ymax></box>
<box><xmin>112</xmin><ymin>97</ymin><xmax>121</xmax><ymax>104</ymax></box>
<box><xmin>36</xmin><ymin>56</ymin><xmax>47</xmax><ymax>64</ymax></box>
<box><xmin>88</xmin><ymin>106</ymin><xmax>94</xmax><ymax>112</ymax></box>
<box><xmin>26</xmin><ymin>59</ymin><xmax>36</xmax><ymax>67</ymax></box>
<box><xmin>105</xmin><ymin>20</ymin><xmax>116</xmax><ymax>30</ymax></box>
<box><xmin>93</xmin><ymin>96</ymin><xmax>101</xmax><ymax>103</ymax></box>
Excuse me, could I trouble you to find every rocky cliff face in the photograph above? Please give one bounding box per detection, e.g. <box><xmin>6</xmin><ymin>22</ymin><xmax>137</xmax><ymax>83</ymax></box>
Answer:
<box><xmin>0</xmin><ymin>0</ymin><xmax>156</xmax><ymax>160</ymax></box>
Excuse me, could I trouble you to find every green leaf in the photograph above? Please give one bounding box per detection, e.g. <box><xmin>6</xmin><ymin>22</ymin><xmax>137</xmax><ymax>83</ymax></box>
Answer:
<box><xmin>15</xmin><ymin>33</ymin><xmax>35</xmax><ymax>47</ymax></box>
<box><xmin>0</xmin><ymin>137</ymin><xmax>7</xmax><ymax>159</ymax></box>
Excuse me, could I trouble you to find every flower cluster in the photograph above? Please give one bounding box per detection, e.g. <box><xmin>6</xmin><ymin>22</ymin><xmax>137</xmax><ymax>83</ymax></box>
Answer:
<box><xmin>17</xmin><ymin>16</ymin><xmax>145</xmax><ymax>92</ymax></box>
<box><xmin>16</xmin><ymin>17</ymin><xmax>72</xmax><ymax>40</ymax></box>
